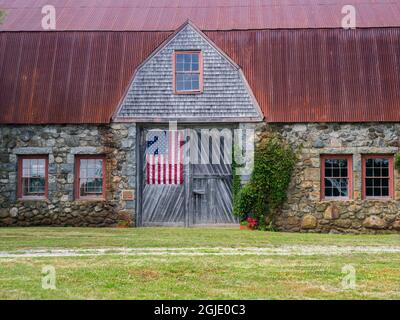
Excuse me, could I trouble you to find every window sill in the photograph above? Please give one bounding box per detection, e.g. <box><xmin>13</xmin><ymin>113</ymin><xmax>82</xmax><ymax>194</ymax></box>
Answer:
<box><xmin>320</xmin><ymin>197</ymin><xmax>395</xmax><ymax>202</ymax></box>
<box><xmin>18</xmin><ymin>196</ymin><xmax>48</xmax><ymax>201</ymax></box>
<box><xmin>363</xmin><ymin>197</ymin><xmax>394</xmax><ymax>201</ymax></box>
<box><xmin>321</xmin><ymin>197</ymin><xmax>352</xmax><ymax>201</ymax></box>
<box><xmin>174</xmin><ymin>90</ymin><xmax>203</xmax><ymax>95</ymax></box>
<box><xmin>75</xmin><ymin>198</ymin><xmax>106</xmax><ymax>202</ymax></box>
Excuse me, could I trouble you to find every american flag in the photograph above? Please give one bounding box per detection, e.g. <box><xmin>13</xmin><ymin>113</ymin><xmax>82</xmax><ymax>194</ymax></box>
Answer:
<box><xmin>146</xmin><ymin>130</ymin><xmax>184</xmax><ymax>185</ymax></box>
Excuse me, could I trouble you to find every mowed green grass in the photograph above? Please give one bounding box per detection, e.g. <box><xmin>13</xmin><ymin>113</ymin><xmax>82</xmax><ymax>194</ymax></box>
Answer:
<box><xmin>0</xmin><ymin>227</ymin><xmax>399</xmax><ymax>251</ymax></box>
<box><xmin>1</xmin><ymin>253</ymin><xmax>400</xmax><ymax>299</ymax></box>
<box><xmin>0</xmin><ymin>228</ymin><xmax>400</xmax><ymax>299</ymax></box>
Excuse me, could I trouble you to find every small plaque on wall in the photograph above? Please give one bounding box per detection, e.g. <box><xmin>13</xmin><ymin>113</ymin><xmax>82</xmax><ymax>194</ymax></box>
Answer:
<box><xmin>122</xmin><ymin>190</ymin><xmax>135</xmax><ymax>200</ymax></box>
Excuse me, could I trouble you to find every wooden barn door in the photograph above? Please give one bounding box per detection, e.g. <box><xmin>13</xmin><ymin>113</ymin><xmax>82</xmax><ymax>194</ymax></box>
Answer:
<box><xmin>190</xmin><ymin>129</ymin><xmax>237</xmax><ymax>226</ymax></box>
<box><xmin>139</xmin><ymin>127</ymin><xmax>237</xmax><ymax>227</ymax></box>
<box><xmin>140</xmin><ymin>128</ymin><xmax>186</xmax><ymax>226</ymax></box>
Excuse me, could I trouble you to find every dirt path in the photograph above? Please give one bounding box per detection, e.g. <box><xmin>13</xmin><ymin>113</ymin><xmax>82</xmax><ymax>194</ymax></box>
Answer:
<box><xmin>1</xmin><ymin>245</ymin><xmax>400</xmax><ymax>258</ymax></box>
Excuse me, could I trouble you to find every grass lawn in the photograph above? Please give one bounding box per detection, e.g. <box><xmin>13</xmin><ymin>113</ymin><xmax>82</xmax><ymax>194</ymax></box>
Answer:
<box><xmin>0</xmin><ymin>227</ymin><xmax>399</xmax><ymax>299</ymax></box>
<box><xmin>1</xmin><ymin>227</ymin><xmax>400</xmax><ymax>251</ymax></box>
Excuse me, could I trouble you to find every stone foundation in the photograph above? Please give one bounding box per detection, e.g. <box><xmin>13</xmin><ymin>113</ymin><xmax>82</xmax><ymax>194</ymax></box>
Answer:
<box><xmin>0</xmin><ymin>124</ymin><xmax>136</xmax><ymax>227</ymax></box>
<box><xmin>255</xmin><ymin>122</ymin><xmax>400</xmax><ymax>233</ymax></box>
<box><xmin>2</xmin><ymin>121</ymin><xmax>400</xmax><ymax>232</ymax></box>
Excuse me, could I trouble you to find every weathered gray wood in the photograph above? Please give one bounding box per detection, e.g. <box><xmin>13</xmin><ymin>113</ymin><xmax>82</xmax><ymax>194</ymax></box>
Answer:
<box><xmin>114</xmin><ymin>23</ymin><xmax>263</xmax><ymax>123</ymax></box>
<box><xmin>140</xmin><ymin>128</ymin><xmax>186</xmax><ymax>226</ymax></box>
<box><xmin>140</xmin><ymin>126</ymin><xmax>237</xmax><ymax>227</ymax></box>
<box><xmin>136</xmin><ymin>126</ymin><xmax>144</xmax><ymax>226</ymax></box>
<box><xmin>191</xmin><ymin>177</ymin><xmax>236</xmax><ymax>225</ymax></box>
<box><xmin>142</xmin><ymin>185</ymin><xmax>185</xmax><ymax>226</ymax></box>
<box><xmin>184</xmin><ymin>130</ymin><xmax>191</xmax><ymax>227</ymax></box>
<box><xmin>190</xmin><ymin>128</ymin><xmax>237</xmax><ymax>225</ymax></box>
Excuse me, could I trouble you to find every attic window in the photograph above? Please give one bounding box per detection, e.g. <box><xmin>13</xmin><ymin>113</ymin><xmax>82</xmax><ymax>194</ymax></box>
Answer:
<box><xmin>174</xmin><ymin>51</ymin><xmax>203</xmax><ymax>94</ymax></box>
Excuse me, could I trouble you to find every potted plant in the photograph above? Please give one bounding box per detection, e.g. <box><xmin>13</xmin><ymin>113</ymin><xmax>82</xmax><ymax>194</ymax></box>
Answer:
<box><xmin>240</xmin><ymin>220</ymin><xmax>250</xmax><ymax>230</ymax></box>
<box><xmin>240</xmin><ymin>217</ymin><xmax>258</xmax><ymax>230</ymax></box>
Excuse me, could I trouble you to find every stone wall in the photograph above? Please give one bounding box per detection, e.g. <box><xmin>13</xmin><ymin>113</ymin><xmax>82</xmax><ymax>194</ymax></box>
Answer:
<box><xmin>3</xmin><ymin>121</ymin><xmax>400</xmax><ymax>232</ymax></box>
<box><xmin>255</xmin><ymin>122</ymin><xmax>400</xmax><ymax>233</ymax></box>
<box><xmin>0</xmin><ymin>123</ymin><xmax>136</xmax><ymax>227</ymax></box>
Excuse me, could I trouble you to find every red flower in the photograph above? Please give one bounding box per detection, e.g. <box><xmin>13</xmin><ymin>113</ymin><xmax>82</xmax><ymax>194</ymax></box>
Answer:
<box><xmin>246</xmin><ymin>217</ymin><xmax>258</xmax><ymax>229</ymax></box>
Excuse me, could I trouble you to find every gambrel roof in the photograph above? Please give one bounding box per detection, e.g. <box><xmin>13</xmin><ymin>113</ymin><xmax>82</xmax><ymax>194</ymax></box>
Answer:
<box><xmin>114</xmin><ymin>21</ymin><xmax>263</xmax><ymax>122</ymax></box>
<box><xmin>1</xmin><ymin>0</ymin><xmax>400</xmax><ymax>31</ymax></box>
<box><xmin>0</xmin><ymin>1</ymin><xmax>400</xmax><ymax>124</ymax></box>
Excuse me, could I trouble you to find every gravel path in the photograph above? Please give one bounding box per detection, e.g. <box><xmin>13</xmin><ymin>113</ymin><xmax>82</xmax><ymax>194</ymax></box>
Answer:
<box><xmin>1</xmin><ymin>245</ymin><xmax>400</xmax><ymax>258</ymax></box>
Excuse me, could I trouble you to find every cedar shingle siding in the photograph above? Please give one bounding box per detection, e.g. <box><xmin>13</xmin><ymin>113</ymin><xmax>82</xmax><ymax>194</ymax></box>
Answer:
<box><xmin>115</xmin><ymin>24</ymin><xmax>263</xmax><ymax>122</ymax></box>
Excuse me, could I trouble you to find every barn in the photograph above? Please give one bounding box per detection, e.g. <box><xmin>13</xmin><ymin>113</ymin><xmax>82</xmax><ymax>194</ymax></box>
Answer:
<box><xmin>0</xmin><ymin>1</ymin><xmax>400</xmax><ymax>232</ymax></box>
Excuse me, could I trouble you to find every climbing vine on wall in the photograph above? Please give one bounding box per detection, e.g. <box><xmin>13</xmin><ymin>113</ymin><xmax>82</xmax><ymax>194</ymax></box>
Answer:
<box><xmin>233</xmin><ymin>132</ymin><xmax>297</xmax><ymax>229</ymax></box>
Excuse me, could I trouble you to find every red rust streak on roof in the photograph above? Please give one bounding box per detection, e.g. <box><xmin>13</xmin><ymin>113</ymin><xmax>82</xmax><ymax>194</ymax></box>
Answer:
<box><xmin>0</xmin><ymin>0</ymin><xmax>400</xmax><ymax>31</ymax></box>
<box><xmin>0</xmin><ymin>29</ymin><xmax>400</xmax><ymax>124</ymax></box>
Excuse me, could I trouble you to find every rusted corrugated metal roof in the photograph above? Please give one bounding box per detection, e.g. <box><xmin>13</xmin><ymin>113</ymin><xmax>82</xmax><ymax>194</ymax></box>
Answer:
<box><xmin>0</xmin><ymin>0</ymin><xmax>400</xmax><ymax>31</ymax></box>
<box><xmin>211</xmin><ymin>28</ymin><xmax>400</xmax><ymax>122</ymax></box>
<box><xmin>0</xmin><ymin>28</ymin><xmax>399</xmax><ymax>124</ymax></box>
<box><xmin>0</xmin><ymin>31</ymin><xmax>171</xmax><ymax>124</ymax></box>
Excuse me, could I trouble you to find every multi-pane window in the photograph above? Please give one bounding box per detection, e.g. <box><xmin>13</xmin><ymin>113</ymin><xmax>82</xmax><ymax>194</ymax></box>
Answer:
<box><xmin>363</xmin><ymin>155</ymin><xmax>393</xmax><ymax>199</ymax></box>
<box><xmin>18</xmin><ymin>156</ymin><xmax>48</xmax><ymax>199</ymax></box>
<box><xmin>321</xmin><ymin>155</ymin><xmax>352</xmax><ymax>199</ymax></box>
<box><xmin>75</xmin><ymin>156</ymin><xmax>106</xmax><ymax>199</ymax></box>
<box><xmin>174</xmin><ymin>51</ymin><xmax>202</xmax><ymax>93</ymax></box>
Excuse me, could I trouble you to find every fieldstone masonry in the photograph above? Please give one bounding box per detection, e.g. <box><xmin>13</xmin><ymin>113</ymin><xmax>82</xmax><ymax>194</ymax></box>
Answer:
<box><xmin>254</xmin><ymin>122</ymin><xmax>400</xmax><ymax>233</ymax></box>
<box><xmin>0</xmin><ymin>124</ymin><xmax>136</xmax><ymax>227</ymax></box>
<box><xmin>1</xmin><ymin>121</ymin><xmax>400</xmax><ymax>233</ymax></box>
